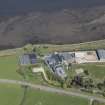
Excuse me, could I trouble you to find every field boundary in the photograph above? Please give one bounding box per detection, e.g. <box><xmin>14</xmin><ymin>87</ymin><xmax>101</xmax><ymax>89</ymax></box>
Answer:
<box><xmin>0</xmin><ymin>78</ymin><xmax>105</xmax><ymax>103</ymax></box>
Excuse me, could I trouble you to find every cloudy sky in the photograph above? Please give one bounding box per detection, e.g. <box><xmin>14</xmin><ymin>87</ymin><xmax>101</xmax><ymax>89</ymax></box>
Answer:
<box><xmin>0</xmin><ymin>0</ymin><xmax>105</xmax><ymax>15</ymax></box>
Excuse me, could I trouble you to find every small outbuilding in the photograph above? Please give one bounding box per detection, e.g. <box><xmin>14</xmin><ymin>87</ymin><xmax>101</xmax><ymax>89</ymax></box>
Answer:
<box><xmin>19</xmin><ymin>53</ymin><xmax>37</xmax><ymax>65</ymax></box>
<box><xmin>55</xmin><ymin>65</ymin><xmax>67</xmax><ymax>79</ymax></box>
<box><xmin>96</xmin><ymin>49</ymin><xmax>105</xmax><ymax>61</ymax></box>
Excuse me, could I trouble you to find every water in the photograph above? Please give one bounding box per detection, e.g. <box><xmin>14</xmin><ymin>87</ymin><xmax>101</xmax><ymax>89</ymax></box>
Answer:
<box><xmin>0</xmin><ymin>0</ymin><xmax>105</xmax><ymax>16</ymax></box>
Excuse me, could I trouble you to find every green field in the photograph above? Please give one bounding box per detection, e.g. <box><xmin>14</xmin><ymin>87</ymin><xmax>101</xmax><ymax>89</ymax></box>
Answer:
<box><xmin>0</xmin><ymin>54</ymin><xmax>46</xmax><ymax>84</ymax></box>
<box><xmin>22</xmin><ymin>88</ymin><xmax>88</xmax><ymax>105</ymax></box>
<box><xmin>0</xmin><ymin>83</ymin><xmax>88</xmax><ymax>105</ymax></box>
<box><xmin>69</xmin><ymin>63</ymin><xmax>105</xmax><ymax>80</ymax></box>
<box><xmin>0</xmin><ymin>55</ymin><xmax>22</xmax><ymax>80</ymax></box>
<box><xmin>0</xmin><ymin>84</ymin><xmax>24</xmax><ymax>105</ymax></box>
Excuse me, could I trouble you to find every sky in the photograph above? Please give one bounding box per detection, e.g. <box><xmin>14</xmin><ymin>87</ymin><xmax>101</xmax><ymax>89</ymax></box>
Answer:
<box><xmin>0</xmin><ymin>0</ymin><xmax>105</xmax><ymax>16</ymax></box>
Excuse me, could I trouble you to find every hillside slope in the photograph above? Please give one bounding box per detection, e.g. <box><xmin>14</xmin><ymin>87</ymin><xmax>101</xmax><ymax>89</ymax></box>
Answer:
<box><xmin>0</xmin><ymin>6</ymin><xmax>105</xmax><ymax>49</ymax></box>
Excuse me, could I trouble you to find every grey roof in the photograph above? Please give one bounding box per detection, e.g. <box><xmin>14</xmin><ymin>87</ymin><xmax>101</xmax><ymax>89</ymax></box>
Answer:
<box><xmin>20</xmin><ymin>55</ymin><xmax>30</xmax><ymax>65</ymax></box>
<box><xmin>55</xmin><ymin>66</ymin><xmax>67</xmax><ymax>78</ymax></box>
<box><xmin>61</xmin><ymin>52</ymin><xmax>75</xmax><ymax>61</ymax></box>
<box><xmin>45</xmin><ymin>54</ymin><xmax>61</xmax><ymax>65</ymax></box>
<box><xmin>20</xmin><ymin>53</ymin><xmax>37</xmax><ymax>65</ymax></box>
<box><xmin>44</xmin><ymin>54</ymin><xmax>67</xmax><ymax>78</ymax></box>
<box><xmin>28</xmin><ymin>53</ymin><xmax>37</xmax><ymax>64</ymax></box>
<box><xmin>96</xmin><ymin>49</ymin><xmax>105</xmax><ymax>60</ymax></box>
<box><xmin>45</xmin><ymin>56</ymin><xmax>56</xmax><ymax>65</ymax></box>
<box><xmin>51</xmin><ymin>54</ymin><xmax>62</xmax><ymax>63</ymax></box>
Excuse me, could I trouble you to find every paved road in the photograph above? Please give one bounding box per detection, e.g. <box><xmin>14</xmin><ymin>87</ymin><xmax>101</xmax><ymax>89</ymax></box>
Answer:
<box><xmin>0</xmin><ymin>79</ymin><xmax>105</xmax><ymax>103</ymax></box>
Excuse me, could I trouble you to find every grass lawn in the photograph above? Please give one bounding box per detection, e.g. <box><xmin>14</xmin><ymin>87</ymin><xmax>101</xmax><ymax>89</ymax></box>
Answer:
<box><xmin>22</xmin><ymin>88</ymin><xmax>88</xmax><ymax>105</ymax></box>
<box><xmin>25</xmin><ymin>72</ymin><xmax>46</xmax><ymax>84</ymax></box>
<box><xmin>0</xmin><ymin>84</ymin><xmax>24</xmax><ymax>105</ymax></box>
<box><xmin>70</xmin><ymin>63</ymin><xmax>105</xmax><ymax>80</ymax></box>
<box><xmin>0</xmin><ymin>55</ymin><xmax>22</xmax><ymax>80</ymax></box>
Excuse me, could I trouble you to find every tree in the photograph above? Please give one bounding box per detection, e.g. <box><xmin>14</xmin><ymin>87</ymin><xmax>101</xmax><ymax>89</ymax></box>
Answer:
<box><xmin>90</xmin><ymin>100</ymin><xmax>100</xmax><ymax>105</ymax></box>
<box><xmin>23</xmin><ymin>44</ymin><xmax>33</xmax><ymax>53</ymax></box>
<box><xmin>82</xmin><ymin>78</ymin><xmax>94</xmax><ymax>89</ymax></box>
<box><xmin>60</xmin><ymin>80</ymin><xmax>66</xmax><ymax>88</ymax></box>
<box><xmin>97</xmin><ymin>83</ymin><xmax>104</xmax><ymax>90</ymax></box>
<box><xmin>33</xmin><ymin>47</ymin><xmax>36</xmax><ymax>52</ymax></box>
<box><xmin>84</xmin><ymin>70</ymin><xmax>89</xmax><ymax>75</ymax></box>
<box><xmin>62</xmin><ymin>82</ymin><xmax>67</xmax><ymax>89</ymax></box>
<box><xmin>65</xmin><ymin>77</ymin><xmax>72</xmax><ymax>88</ymax></box>
<box><xmin>103</xmin><ymin>91</ymin><xmax>105</xmax><ymax>97</ymax></box>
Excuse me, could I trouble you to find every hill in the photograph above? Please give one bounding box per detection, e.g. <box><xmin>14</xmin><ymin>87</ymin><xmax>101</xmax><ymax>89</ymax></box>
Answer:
<box><xmin>0</xmin><ymin>6</ymin><xmax>105</xmax><ymax>49</ymax></box>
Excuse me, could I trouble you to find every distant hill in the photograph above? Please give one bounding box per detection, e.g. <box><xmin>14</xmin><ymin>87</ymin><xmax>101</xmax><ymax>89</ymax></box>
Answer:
<box><xmin>1</xmin><ymin>0</ymin><xmax>105</xmax><ymax>15</ymax></box>
<box><xmin>0</xmin><ymin>6</ymin><xmax>105</xmax><ymax>49</ymax></box>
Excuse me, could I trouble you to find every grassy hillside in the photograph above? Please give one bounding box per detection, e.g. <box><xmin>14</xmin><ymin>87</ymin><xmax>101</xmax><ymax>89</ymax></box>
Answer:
<box><xmin>0</xmin><ymin>6</ymin><xmax>105</xmax><ymax>48</ymax></box>
<box><xmin>34</xmin><ymin>39</ymin><xmax>105</xmax><ymax>55</ymax></box>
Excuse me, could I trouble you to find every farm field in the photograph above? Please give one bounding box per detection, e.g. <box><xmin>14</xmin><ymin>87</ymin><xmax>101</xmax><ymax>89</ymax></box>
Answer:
<box><xmin>0</xmin><ymin>84</ymin><xmax>24</xmax><ymax>105</ymax></box>
<box><xmin>18</xmin><ymin>87</ymin><xmax>88</xmax><ymax>105</ymax></box>
<box><xmin>0</xmin><ymin>83</ymin><xmax>88</xmax><ymax>105</ymax></box>
<box><xmin>0</xmin><ymin>55</ymin><xmax>22</xmax><ymax>80</ymax></box>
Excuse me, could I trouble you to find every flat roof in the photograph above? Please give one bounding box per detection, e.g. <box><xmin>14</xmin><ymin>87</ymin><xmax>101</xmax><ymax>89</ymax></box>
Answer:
<box><xmin>60</xmin><ymin>52</ymin><xmax>75</xmax><ymax>60</ymax></box>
